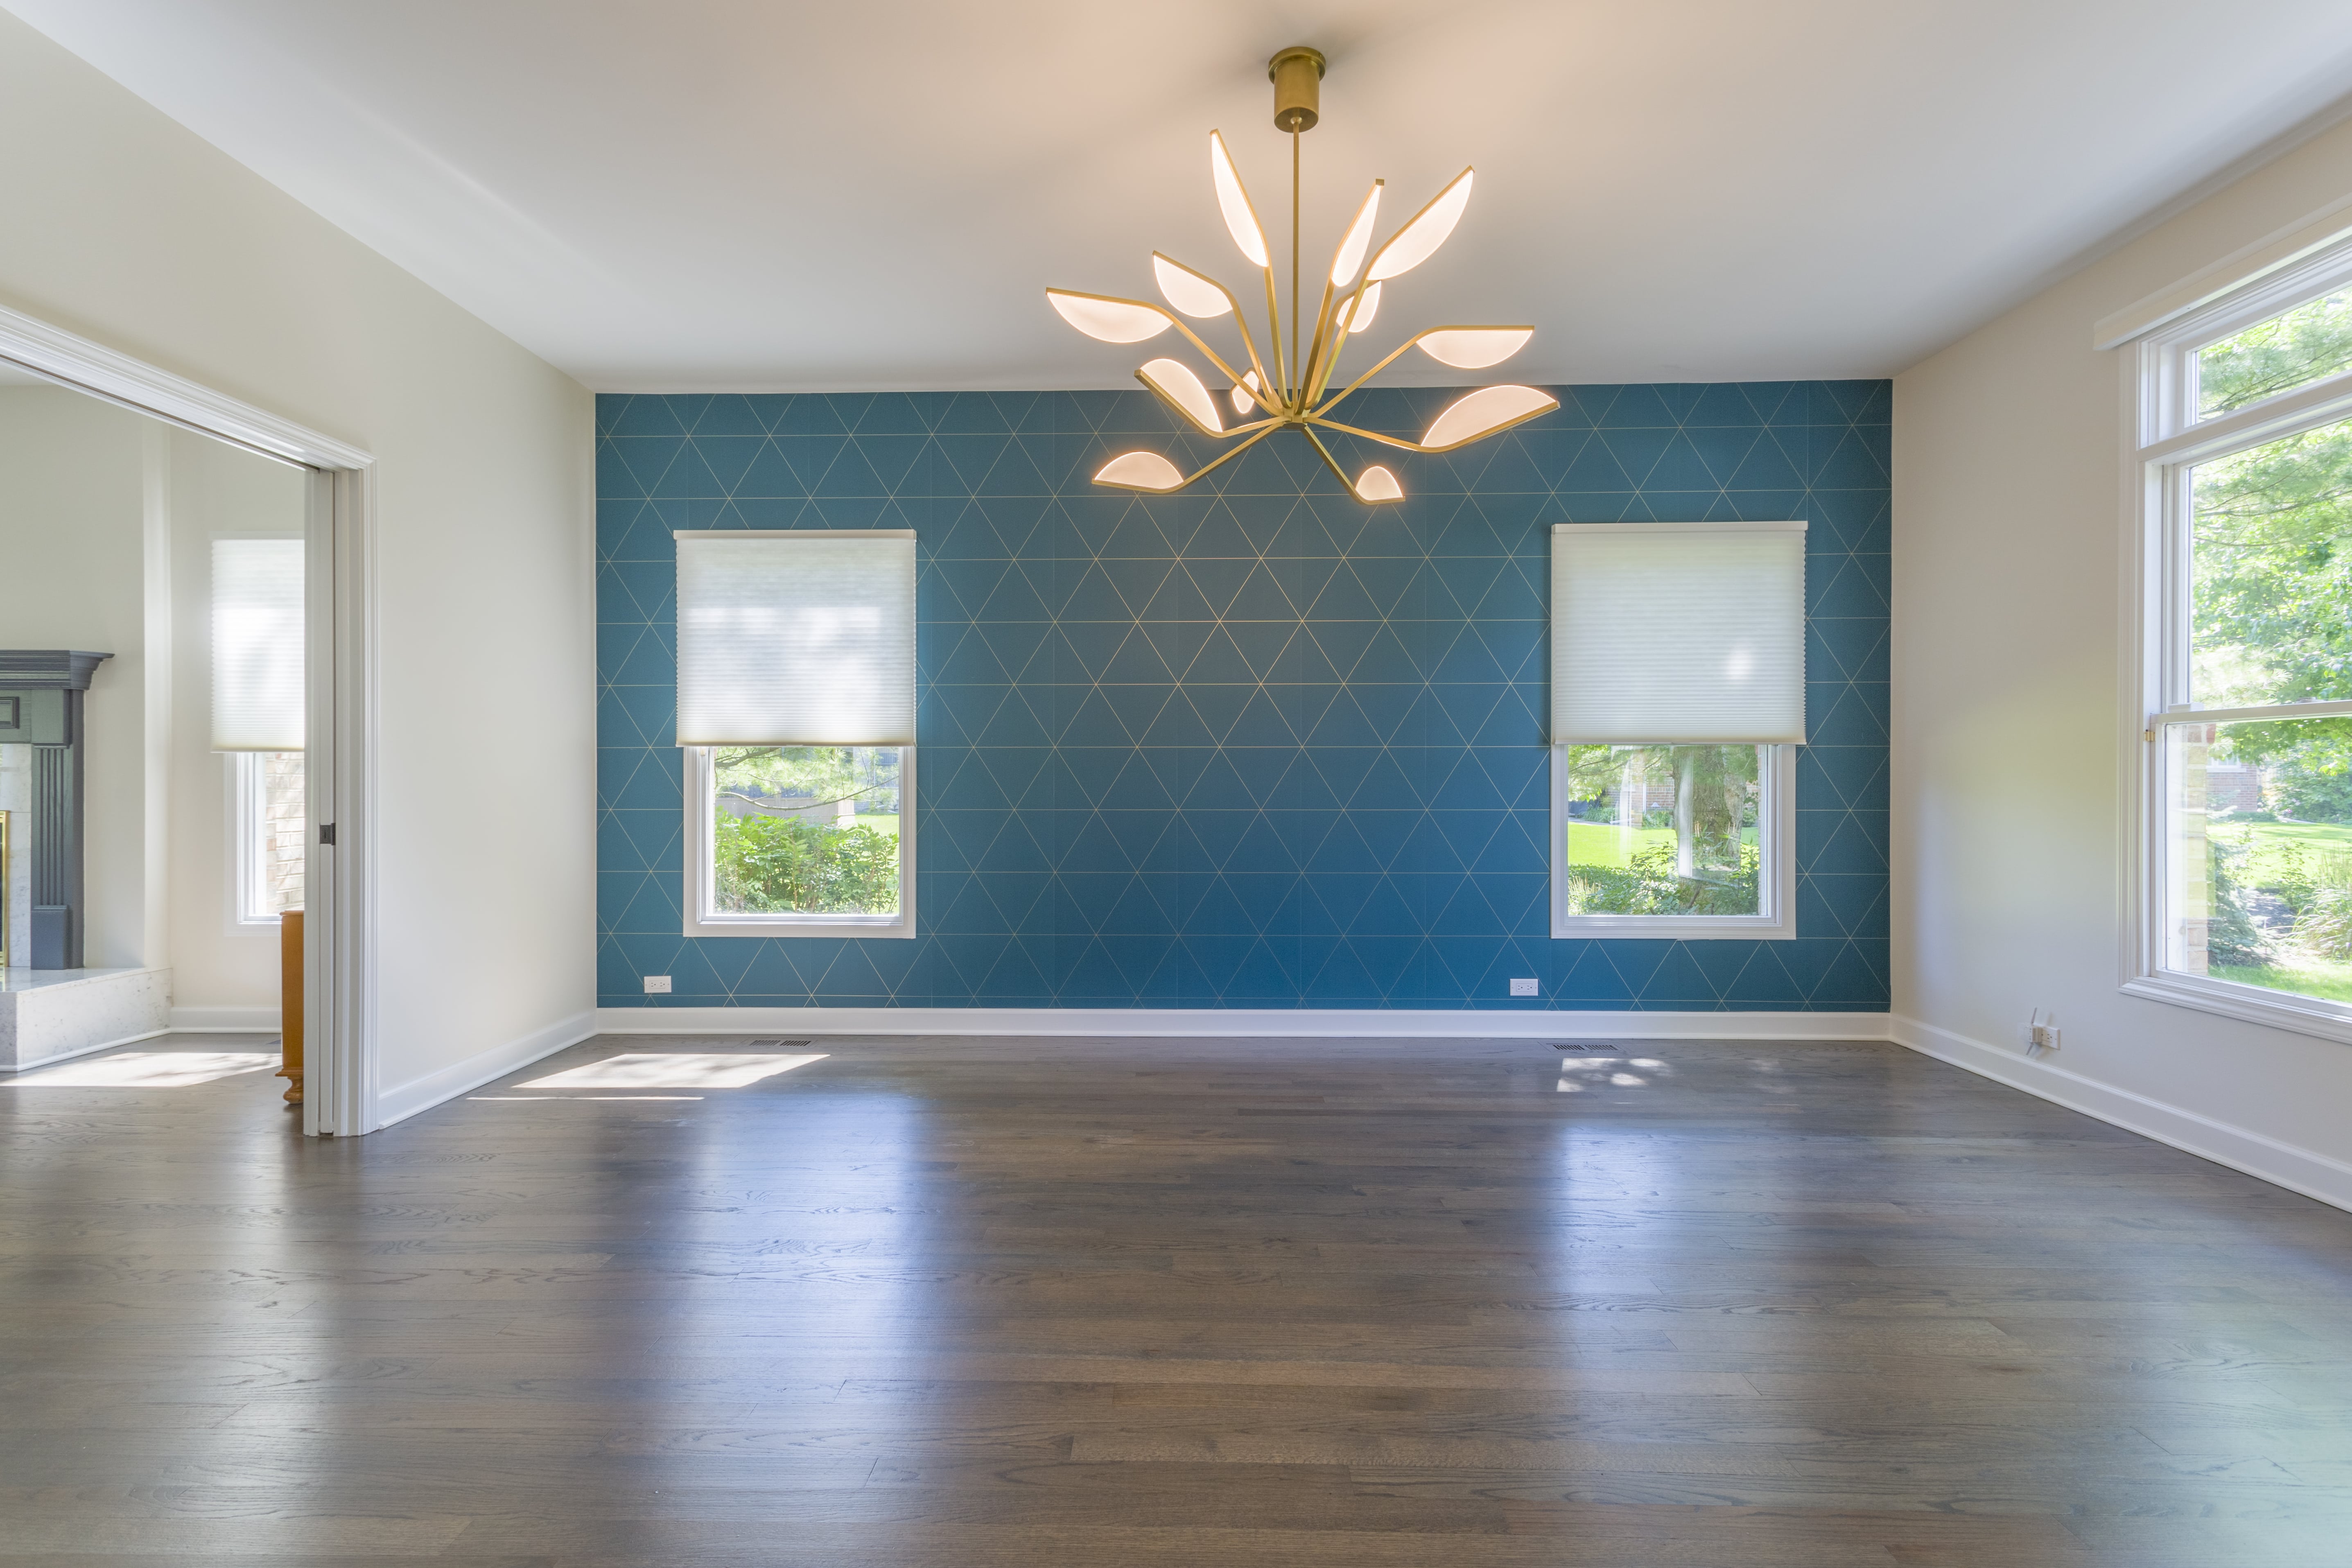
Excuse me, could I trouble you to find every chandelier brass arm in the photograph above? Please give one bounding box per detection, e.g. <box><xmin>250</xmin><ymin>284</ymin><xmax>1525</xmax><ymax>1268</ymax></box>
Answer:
<box><xmin>1311</xmin><ymin>329</ymin><xmax>1448</xmax><ymax>421</ymax></box>
<box><xmin>1047</xmin><ymin>46</ymin><xmax>1557</xmax><ymax>505</ymax></box>
<box><xmin>1044</xmin><ymin>288</ymin><xmax>1261</xmax><ymax>405</ymax></box>
<box><xmin>1150</xmin><ymin>255</ymin><xmax>1281</xmax><ymax>416</ymax></box>
<box><xmin>1302</xmin><ymin>415</ymin><xmax>1420</xmax><ymax>452</ymax></box>
<box><xmin>1299</xmin><ymin>424</ymin><xmax>1356</xmax><ymax>490</ymax></box>
<box><xmin>1310</xmin><ymin>325</ymin><xmax>1540</xmax><ymax>422</ymax></box>
<box><xmin>1093</xmin><ymin>421</ymin><xmax>1283</xmax><ymax>494</ymax></box>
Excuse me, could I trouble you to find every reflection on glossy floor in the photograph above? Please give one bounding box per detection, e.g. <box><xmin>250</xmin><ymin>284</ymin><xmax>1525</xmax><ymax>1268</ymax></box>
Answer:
<box><xmin>5</xmin><ymin>1031</ymin><xmax>2351</xmax><ymax>1565</ymax></box>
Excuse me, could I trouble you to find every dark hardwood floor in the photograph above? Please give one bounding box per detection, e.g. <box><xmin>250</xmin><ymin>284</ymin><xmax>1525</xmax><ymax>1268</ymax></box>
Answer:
<box><xmin>3</xmin><ymin>1030</ymin><xmax>2350</xmax><ymax>1565</ymax></box>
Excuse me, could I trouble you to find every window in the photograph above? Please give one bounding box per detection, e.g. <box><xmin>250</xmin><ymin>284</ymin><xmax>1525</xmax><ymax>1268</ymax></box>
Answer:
<box><xmin>1550</xmin><ymin>522</ymin><xmax>1803</xmax><ymax>938</ymax></box>
<box><xmin>2132</xmin><ymin>243</ymin><xmax>2352</xmax><ymax>1034</ymax></box>
<box><xmin>676</xmin><ymin>530</ymin><xmax>917</xmax><ymax>938</ymax></box>
<box><xmin>234</xmin><ymin>750</ymin><xmax>306</xmax><ymax>924</ymax></box>
<box><xmin>212</xmin><ymin>538</ymin><xmax>304</xmax><ymax>925</ymax></box>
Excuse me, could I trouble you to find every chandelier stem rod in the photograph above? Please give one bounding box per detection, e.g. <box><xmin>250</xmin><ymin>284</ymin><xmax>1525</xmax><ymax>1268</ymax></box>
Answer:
<box><xmin>1261</xmin><ymin>268</ymin><xmax>1285</xmax><ymax>404</ymax></box>
<box><xmin>1291</xmin><ymin>125</ymin><xmax>1301</xmax><ymax>406</ymax></box>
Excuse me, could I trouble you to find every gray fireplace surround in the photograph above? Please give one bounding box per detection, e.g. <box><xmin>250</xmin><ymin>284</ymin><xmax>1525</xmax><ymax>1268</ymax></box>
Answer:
<box><xmin>0</xmin><ymin>650</ymin><xmax>112</xmax><ymax>970</ymax></box>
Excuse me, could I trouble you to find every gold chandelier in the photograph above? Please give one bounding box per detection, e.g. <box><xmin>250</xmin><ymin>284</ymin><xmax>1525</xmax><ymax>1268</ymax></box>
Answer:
<box><xmin>1047</xmin><ymin>45</ymin><xmax>1557</xmax><ymax>506</ymax></box>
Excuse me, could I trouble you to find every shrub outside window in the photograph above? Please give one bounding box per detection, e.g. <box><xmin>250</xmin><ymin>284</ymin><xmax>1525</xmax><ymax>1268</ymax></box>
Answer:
<box><xmin>705</xmin><ymin>745</ymin><xmax>905</xmax><ymax>919</ymax></box>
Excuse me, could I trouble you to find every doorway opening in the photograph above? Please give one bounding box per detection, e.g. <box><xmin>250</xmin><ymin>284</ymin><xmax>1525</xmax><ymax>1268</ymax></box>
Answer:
<box><xmin>0</xmin><ymin>307</ymin><xmax>374</xmax><ymax>1135</ymax></box>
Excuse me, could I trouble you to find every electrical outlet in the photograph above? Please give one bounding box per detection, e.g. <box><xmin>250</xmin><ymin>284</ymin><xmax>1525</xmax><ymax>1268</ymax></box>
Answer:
<box><xmin>1509</xmin><ymin>977</ymin><xmax>1539</xmax><ymax>997</ymax></box>
<box><xmin>643</xmin><ymin>975</ymin><xmax>673</xmax><ymax>994</ymax></box>
<box><xmin>2021</xmin><ymin>1008</ymin><xmax>2059</xmax><ymax>1054</ymax></box>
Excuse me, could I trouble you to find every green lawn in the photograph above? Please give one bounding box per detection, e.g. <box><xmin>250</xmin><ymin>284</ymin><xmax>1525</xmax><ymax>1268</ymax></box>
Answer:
<box><xmin>2208</xmin><ymin>817</ymin><xmax>2352</xmax><ymax>884</ymax></box>
<box><xmin>1563</xmin><ymin>822</ymin><xmax>1756</xmax><ymax>869</ymax></box>
<box><xmin>1563</xmin><ymin>822</ymin><xmax>1674</xmax><ymax>868</ymax></box>
<box><xmin>2215</xmin><ymin>958</ymin><xmax>2352</xmax><ymax>1002</ymax></box>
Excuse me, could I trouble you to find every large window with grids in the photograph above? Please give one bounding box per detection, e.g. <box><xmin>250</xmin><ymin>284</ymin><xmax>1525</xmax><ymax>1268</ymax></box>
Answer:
<box><xmin>2132</xmin><ymin>249</ymin><xmax>2352</xmax><ymax>1033</ymax></box>
<box><xmin>1550</xmin><ymin>522</ymin><xmax>1804</xmax><ymax>939</ymax></box>
<box><xmin>675</xmin><ymin>530</ymin><xmax>917</xmax><ymax>938</ymax></box>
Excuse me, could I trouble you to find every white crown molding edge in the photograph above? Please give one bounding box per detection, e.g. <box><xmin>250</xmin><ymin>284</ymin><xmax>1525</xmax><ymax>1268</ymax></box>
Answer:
<box><xmin>376</xmin><ymin>1008</ymin><xmax>598</xmax><ymax>1128</ymax></box>
<box><xmin>593</xmin><ymin>1005</ymin><xmax>1895</xmax><ymax>1041</ymax></box>
<box><xmin>1889</xmin><ymin>1012</ymin><xmax>2352</xmax><ymax>1214</ymax></box>
<box><xmin>2091</xmin><ymin>190</ymin><xmax>2352</xmax><ymax>350</ymax></box>
<box><xmin>0</xmin><ymin>301</ymin><xmax>374</xmax><ymax>470</ymax></box>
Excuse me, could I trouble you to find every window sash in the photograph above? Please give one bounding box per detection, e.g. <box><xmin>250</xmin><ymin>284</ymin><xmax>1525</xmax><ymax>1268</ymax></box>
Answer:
<box><xmin>680</xmin><ymin>745</ymin><xmax>918</xmax><ymax>939</ymax></box>
<box><xmin>231</xmin><ymin>750</ymin><xmax>303</xmax><ymax>926</ymax></box>
<box><xmin>2131</xmin><ymin>254</ymin><xmax>2352</xmax><ymax>1039</ymax></box>
<box><xmin>1550</xmin><ymin>742</ymin><xmax>1796</xmax><ymax>939</ymax></box>
<box><xmin>2136</xmin><ymin>235</ymin><xmax>2352</xmax><ymax>446</ymax></box>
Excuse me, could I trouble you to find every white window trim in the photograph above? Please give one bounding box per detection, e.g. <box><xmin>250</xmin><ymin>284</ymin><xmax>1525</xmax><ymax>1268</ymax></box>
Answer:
<box><xmin>2123</xmin><ymin>239</ymin><xmax>2352</xmax><ymax>1044</ymax></box>
<box><xmin>230</xmin><ymin>750</ymin><xmax>280</xmax><ymax>928</ymax></box>
<box><xmin>1550</xmin><ymin>743</ymin><xmax>1796</xmax><ymax>940</ymax></box>
<box><xmin>682</xmin><ymin>744</ymin><xmax>917</xmax><ymax>940</ymax></box>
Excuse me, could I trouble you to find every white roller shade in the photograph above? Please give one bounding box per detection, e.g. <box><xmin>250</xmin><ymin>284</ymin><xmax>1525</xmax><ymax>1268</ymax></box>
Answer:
<box><xmin>1551</xmin><ymin>522</ymin><xmax>1806</xmax><ymax>744</ymax></box>
<box><xmin>675</xmin><ymin>531</ymin><xmax>916</xmax><ymax>747</ymax></box>
<box><xmin>211</xmin><ymin>538</ymin><xmax>305</xmax><ymax>752</ymax></box>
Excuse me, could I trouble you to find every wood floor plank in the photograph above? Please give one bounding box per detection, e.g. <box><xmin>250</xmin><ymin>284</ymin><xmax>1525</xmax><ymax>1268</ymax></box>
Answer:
<box><xmin>5</xmin><ymin>1030</ymin><xmax>2352</xmax><ymax>1565</ymax></box>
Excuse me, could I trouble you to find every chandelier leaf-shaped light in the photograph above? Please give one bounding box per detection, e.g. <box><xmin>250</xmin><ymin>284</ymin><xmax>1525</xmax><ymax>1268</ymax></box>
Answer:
<box><xmin>1047</xmin><ymin>46</ymin><xmax>1557</xmax><ymax>506</ymax></box>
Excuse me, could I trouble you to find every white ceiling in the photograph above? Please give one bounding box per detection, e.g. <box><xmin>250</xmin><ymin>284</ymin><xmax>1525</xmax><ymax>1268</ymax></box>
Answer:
<box><xmin>11</xmin><ymin>1</ymin><xmax>2352</xmax><ymax>391</ymax></box>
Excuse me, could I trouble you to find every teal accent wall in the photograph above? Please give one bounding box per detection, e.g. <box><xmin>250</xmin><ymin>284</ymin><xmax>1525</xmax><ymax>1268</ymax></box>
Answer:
<box><xmin>599</xmin><ymin>382</ymin><xmax>1889</xmax><ymax>1010</ymax></box>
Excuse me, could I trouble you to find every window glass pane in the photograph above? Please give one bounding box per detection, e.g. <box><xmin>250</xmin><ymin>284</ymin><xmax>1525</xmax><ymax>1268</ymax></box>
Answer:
<box><xmin>710</xmin><ymin>746</ymin><xmax>902</xmax><ymax>916</ymax></box>
<box><xmin>261</xmin><ymin>750</ymin><xmax>305</xmax><ymax>917</ymax></box>
<box><xmin>2190</xmin><ymin>412</ymin><xmax>2352</xmax><ymax>707</ymax></box>
<box><xmin>2164</xmin><ymin>715</ymin><xmax>2352</xmax><ymax>1002</ymax></box>
<box><xmin>2196</xmin><ymin>288</ymin><xmax>2352</xmax><ymax>418</ymax></box>
<box><xmin>1561</xmin><ymin>744</ymin><xmax>1761</xmax><ymax>916</ymax></box>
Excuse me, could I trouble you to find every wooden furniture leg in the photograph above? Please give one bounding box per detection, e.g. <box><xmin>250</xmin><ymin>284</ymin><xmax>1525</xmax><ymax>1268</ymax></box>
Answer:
<box><xmin>278</xmin><ymin>909</ymin><xmax>303</xmax><ymax>1105</ymax></box>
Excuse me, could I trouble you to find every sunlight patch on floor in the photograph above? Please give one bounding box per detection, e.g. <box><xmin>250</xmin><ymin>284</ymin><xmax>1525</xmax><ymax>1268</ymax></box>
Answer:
<box><xmin>4</xmin><ymin>1052</ymin><xmax>278</xmax><ymax>1088</ymax></box>
<box><xmin>516</xmin><ymin>1053</ymin><xmax>826</xmax><ymax>1090</ymax></box>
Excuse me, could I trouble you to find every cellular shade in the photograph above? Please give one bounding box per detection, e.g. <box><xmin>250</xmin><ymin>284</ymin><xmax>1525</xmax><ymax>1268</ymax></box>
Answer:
<box><xmin>674</xmin><ymin>531</ymin><xmax>915</xmax><ymax>747</ymax></box>
<box><xmin>1551</xmin><ymin>522</ymin><xmax>1806</xmax><ymax>744</ymax></box>
<box><xmin>211</xmin><ymin>538</ymin><xmax>304</xmax><ymax>752</ymax></box>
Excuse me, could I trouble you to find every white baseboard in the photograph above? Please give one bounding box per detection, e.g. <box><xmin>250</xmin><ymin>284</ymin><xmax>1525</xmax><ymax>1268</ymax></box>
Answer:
<box><xmin>594</xmin><ymin>1005</ymin><xmax>1897</xmax><ymax>1041</ymax></box>
<box><xmin>1890</xmin><ymin>1013</ymin><xmax>2352</xmax><ymax>1214</ymax></box>
<box><xmin>375</xmin><ymin>1009</ymin><xmax>599</xmax><ymax>1128</ymax></box>
<box><xmin>168</xmin><ymin>1005</ymin><xmax>279</xmax><ymax>1033</ymax></box>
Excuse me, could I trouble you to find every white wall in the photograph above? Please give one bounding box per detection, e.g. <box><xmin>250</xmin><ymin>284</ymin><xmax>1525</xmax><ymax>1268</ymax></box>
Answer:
<box><xmin>1893</xmin><ymin>117</ymin><xmax>2352</xmax><ymax>1207</ymax></box>
<box><xmin>0</xmin><ymin>14</ymin><xmax>596</xmax><ymax>1115</ymax></box>
<box><xmin>164</xmin><ymin>426</ymin><xmax>305</xmax><ymax>1022</ymax></box>
<box><xmin>0</xmin><ymin>386</ymin><xmax>147</xmax><ymax>969</ymax></box>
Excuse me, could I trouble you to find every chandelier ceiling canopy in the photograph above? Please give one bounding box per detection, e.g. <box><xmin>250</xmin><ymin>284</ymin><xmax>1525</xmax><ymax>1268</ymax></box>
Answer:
<box><xmin>1048</xmin><ymin>45</ymin><xmax>1557</xmax><ymax>506</ymax></box>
